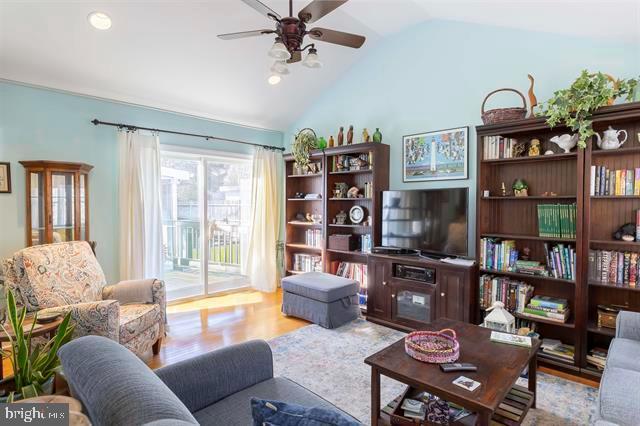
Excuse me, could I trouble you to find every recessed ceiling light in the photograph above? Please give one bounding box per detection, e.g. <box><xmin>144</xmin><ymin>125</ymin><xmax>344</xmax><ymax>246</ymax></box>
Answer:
<box><xmin>268</xmin><ymin>74</ymin><xmax>281</xmax><ymax>85</ymax></box>
<box><xmin>88</xmin><ymin>12</ymin><xmax>112</xmax><ymax>30</ymax></box>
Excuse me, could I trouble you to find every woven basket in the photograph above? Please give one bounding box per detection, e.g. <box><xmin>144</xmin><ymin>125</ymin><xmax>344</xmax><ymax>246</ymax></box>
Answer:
<box><xmin>404</xmin><ymin>329</ymin><xmax>460</xmax><ymax>364</ymax></box>
<box><xmin>481</xmin><ymin>88</ymin><xmax>527</xmax><ymax>125</ymax></box>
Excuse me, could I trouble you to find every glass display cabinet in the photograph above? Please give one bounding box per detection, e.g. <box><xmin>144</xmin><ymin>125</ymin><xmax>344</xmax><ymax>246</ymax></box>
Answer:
<box><xmin>19</xmin><ymin>161</ymin><xmax>93</xmax><ymax>247</ymax></box>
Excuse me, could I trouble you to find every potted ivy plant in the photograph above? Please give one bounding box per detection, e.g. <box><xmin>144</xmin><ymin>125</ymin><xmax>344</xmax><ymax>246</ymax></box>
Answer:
<box><xmin>291</xmin><ymin>128</ymin><xmax>318</xmax><ymax>173</ymax></box>
<box><xmin>0</xmin><ymin>290</ymin><xmax>73</xmax><ymax>402</ymax></box>
<box><xmin>537</xmin><ymin>70</ymin><xmax>638</xmax><ymax>148</ymax></box>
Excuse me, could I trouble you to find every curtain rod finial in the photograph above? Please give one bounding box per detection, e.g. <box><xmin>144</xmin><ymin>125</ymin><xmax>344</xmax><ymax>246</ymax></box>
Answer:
<box><xmin>91</xmin><ymin>119</ymin><xmax>99</xmax><ymax>126</ymax></box>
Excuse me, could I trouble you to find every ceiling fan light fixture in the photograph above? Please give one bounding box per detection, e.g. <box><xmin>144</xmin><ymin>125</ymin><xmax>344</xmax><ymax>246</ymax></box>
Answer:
<box><xmin>268</xmin><ymin>39</ymin><xmax>291</xmax><ymax>60</ymax></box>
<box><xmin>268</xmin><ymin>73</ymin><xmax>282</xmax><ymax>85</ymax></box>
<box><xmin>302</xmin><ymin>48</ymin><xmax>322</xmax><ymax>69</ymax></box>
<box><xmin>88</xmin><ymin>12</ymin><xmax>112</xmax><ymax>30</ymax></box>
<box><xmin>270</xmin><ymin>61</ymin><xmax>290</xmax><ymax>75</ymax></box>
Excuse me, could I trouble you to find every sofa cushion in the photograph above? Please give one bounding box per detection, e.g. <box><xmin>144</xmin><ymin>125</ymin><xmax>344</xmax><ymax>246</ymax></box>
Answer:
<box><xmin>606</xmin><ymin>338</ymin><xmax>640</xmax><ymax>372</ymax></box>
<box><xmin>119</xmin><ymin>303</ymin><xmax>162</xmax><ymax>343</ymax></box>
<box><xmin>599</xmin><ymin>366</ymin><xmax>640</xmax><ymax>425</ymax></box>
<box><xmin>59</xmin><ymin>335</ymin><xmax>198</xmax><ymax>426</ymax></box>
<box><xmin>282</xmin><ymin>272</ymin><xmax>358</xmax><ymax>303</ymax></box>
<box><xmin>192</xmin><ymin>377</ymin><xmax>359</xmax><ymax>426</ymax></box>
<box><xmin>16</xmin><ymin>241</ymin><xmax>105</xmax><ymax>309</ymax></box>
<box><xmin>251</xmin><ymin>398</ymin><xmax>360</xmax><ymax>426</ymax></box>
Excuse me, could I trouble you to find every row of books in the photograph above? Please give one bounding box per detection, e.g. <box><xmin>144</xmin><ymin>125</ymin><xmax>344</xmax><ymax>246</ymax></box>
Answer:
<box><xmin>586</xmin><ymin>347</ymin><xmax>608</xmax><ymax>371</ymax></box>
<box><xmin>330</xmin><ymin>153</ymin><xmax>372</xmax><ymax>172</ymax></box>
<box><xmin>541</xmin><ymin>338</ymin><xmax>575</xmax><ymax>363</ymax></box>
<box><xmin>479</xmin><ymin>238</ymin><xmax>576</xmax><ymax>280</ymax></box>
<box><xmin>482</xmin><ymin>136</ymin><xmax>519</xmax><ymax>160</ymax></box>
<box><xmin>335</xmin><ymin>261</ymin><xmax>368</xmax><ymax>306</ymax></box>
<box><xmin>536</xmin><ymin>203</ymin><xmax>577</xmax><ymax>238</ymax></box>
<box><xmin>590</xmin><ymin>166</ymin><xmax>640</xmax><ymax>196</ymax></box>
<box><xmin>363</xmin><ymin>182</ymin><xmax>374</xmax><ymax>199</ymax></box>
<box><xmin>304</xmin><ymin>229</ymin><xmax>322</xmax><ymax>248</ymax></box>
<box><xmin>588</xmin><ymin>249</ymin><xmax>640</xmax><ymax>286</ymax></box>
<box><xmin>292</xmin><ymin>253</ymin><xmax>322</xmax><ymax>273</ymax></box>
<box><xmin>478</xmin><ymin>275</ymin><xmax>534</xmax><ymax>312</ymax></box>
<box><xmin>518</xmin><ymin>295</ymin><xmax>570</xmax><ymax>324</ymax></box>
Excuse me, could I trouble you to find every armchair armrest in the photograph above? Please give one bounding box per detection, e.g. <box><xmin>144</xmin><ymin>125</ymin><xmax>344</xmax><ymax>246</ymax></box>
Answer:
<box><xmin>40</xmin><ymin>300</ymin><xmax>119</xmax><ymax>341</ymax></box>
<box><xmin>103</xmin><ymin>279</ymin><xmax>166</xmax><ymax>327</ymax></box>
<box><xmin>616</xmin><ymin>311</ymin><xmax>640</xmax><ymax>341</ymax></box>
<box><xmin>154</xmin><ymin>340</ymin><xmax>274</xmax><ymax>413</ymax></box>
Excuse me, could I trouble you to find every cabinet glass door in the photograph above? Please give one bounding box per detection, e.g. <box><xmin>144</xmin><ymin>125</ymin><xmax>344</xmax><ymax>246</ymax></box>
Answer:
<box><xmin>51</xmin><ymin>172</ymin><xmax>75</xmax><ymax>242</ymax></box>
<box><xmin>29</xmin><ymin>172</ymin><xmax>46</xmax><ymax>245</ymax></box>
<box><xmin>392</xmin><ymin>282</ymin><xmax>436</xmax><ymax>326</ymax></box>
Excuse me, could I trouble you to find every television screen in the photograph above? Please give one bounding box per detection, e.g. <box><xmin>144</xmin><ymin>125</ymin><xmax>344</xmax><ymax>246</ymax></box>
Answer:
<box><xmin>381</xmin><ymin>188</ymin><xmax>468</xmax><ymax>256</ymax></box>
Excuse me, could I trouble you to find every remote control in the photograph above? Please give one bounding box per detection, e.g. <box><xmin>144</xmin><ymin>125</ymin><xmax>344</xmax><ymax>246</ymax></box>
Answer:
<box><xmin>439</xmin><ymin>363</ymin><xmax>478</xmax><ymax>373</ymax></box>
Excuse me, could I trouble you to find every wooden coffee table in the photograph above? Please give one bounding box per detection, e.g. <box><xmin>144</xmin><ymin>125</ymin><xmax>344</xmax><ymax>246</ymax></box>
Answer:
<box><xmin>365</xmin><ymin>318</ymin><xmax>541</xmax><ymax>426</ymax></box>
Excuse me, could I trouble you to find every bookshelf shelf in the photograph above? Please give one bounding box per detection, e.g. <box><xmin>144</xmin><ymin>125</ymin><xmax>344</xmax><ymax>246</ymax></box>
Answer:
<box><xmin>481</xmin><ymin>152</ymin><xmax>577</xmax><ymax>165</ymax></box>
<box><xmin>480</xmin><ymin>233</ymin><xmax>575</xmax><ymax>243</ymax></box>
<box><xmin>287</xmin><ymin>173</ymin><xmax>323</xmax><ymax>178</ymax></box>
<box><xmin>591</xmin><ymin>195</ymin><xmax>640</xmax><ymax>199</ymax></box>
<box><xmin>328</xmin><ymin>224</ymin><xmax>372</xmax><ymax>229</ymax></box>
<box><xmin>329</xmin><ymin>197</ymin><xmax>372</xmax><ymax>201</ymax></box>
<box><xmin>513</xmin><ymin>312</ymin><xmax>575</xmax><ymax>328</ymax></box>
<box><xmin>326</xmin><ymin>249</ymin><xmax>368</xmax><ymax>258</ymax></box>
<box><xmin>481</xmin><ymin>196</ymin><xmax>576</xmax><ymax>200</ymax></box>
<box><xmin>478</xmin><ymin>268</ymin><xmax>575</xmax><ymax>284</ymax></box>
<box><xmin>286</xmin><ymin>198</ymin><xmax>322</xmax><ymax>201</ymax></box>
<box><xmin>591</xmin><ymin>146</ymin><xmax>640</xmax><ymax>157</ymax></box>
<box><xmin>588</xmin><ymin>280</ymin><xmax>640</xmax><ymax>292</ymax></box>
<box><xmin>287</xmin><ymin>221</ymin><xmax>322</xmax><ymax>227</ymax></box>
<box><xmin>285</xmin><ymin>243</ymin><xmax>322</xmax><ymax>252</ymax></box>
<box><xmin>536</xmin><ymin>352</ymin><xmax>579</xmax><ymax>371</ymax></box>
<box><xmin>286</xmin><ymin>270</ymin><xmax>306</xmax><ymax>275</ymax></box>
<box><xmin>589</xmin><ymin>239</ymin><xmax>640</xmax><ymax>248</ymax></box>
<box><xmin>586</xmin><ymin>320</ymin><xmax>616</xmax><ymax>337</ymax></box>
<box><xmin>328</xmin><ymin>169</ymin><xmax>372</xmax><ymax>175</ymax></box>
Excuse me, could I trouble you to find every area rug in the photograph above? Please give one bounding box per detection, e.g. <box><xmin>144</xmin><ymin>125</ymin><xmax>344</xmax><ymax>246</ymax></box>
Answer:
<box><xmin>269</xmin><ymin>319</ymin><xmax>598</xmax><ymax>425</ymax></box>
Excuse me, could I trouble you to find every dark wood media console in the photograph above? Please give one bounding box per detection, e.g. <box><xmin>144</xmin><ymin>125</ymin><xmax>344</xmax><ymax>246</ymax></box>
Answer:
<box><xmin>366</xmin><ymin>253</ymin><xmax>477</xmax><ymax>331</ymax></box>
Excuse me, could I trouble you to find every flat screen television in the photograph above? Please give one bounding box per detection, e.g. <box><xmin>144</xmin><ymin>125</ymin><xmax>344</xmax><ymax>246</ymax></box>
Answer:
<box><xmin>381</xmin><ymin>188</ymin><xmax>468</xmax><ymax>257</ymax></box>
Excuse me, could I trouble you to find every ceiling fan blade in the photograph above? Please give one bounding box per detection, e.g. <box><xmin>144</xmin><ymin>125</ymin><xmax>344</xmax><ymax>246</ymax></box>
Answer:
<box><xmin>240</xmin><ymin>0</ymin><xmax>281</xmax><ymax>21</ymax></box>
<box><xmin>308</xmin><ymin>27</ymin><xmax>365</xmax><ymax>48</ymax></box>
<box><xmin>287</xmin><ymin>50</ymin><xmax>302</xmax><ymax>64</ymax></box>
<box><xmin>217</xmin><ymin>29</ymin><xmax>275</xmax><ymax>40</ymax></box>
<box><xmin>298</xmin><ymin>0</ymin><xmax>348</xmax><ymax>23</ymax></box>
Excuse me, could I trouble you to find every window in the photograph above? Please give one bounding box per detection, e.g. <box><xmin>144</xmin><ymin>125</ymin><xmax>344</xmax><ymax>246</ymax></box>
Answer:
<box><xmin>160</xmin><ymin>148</ymin><xmax>252</xmax><ymax>301</ymax></box>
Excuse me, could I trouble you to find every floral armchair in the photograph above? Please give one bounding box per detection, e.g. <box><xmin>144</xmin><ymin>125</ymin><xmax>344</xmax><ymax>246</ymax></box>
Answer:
<box><xmin>1</xmin><ymin>241</ymin><xmax>166</xmax><ymax>358</ymax></box>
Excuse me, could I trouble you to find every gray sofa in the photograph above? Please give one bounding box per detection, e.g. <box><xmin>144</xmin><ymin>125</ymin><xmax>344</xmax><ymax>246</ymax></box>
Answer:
<box><xmin>594</xmin><ymin>311</ymin><xmax>640</xmax><ymax>426</ymax></box>
<box><xmin>58</xmin><ymin>335</ymin><xmax>359</xmax><ymax>426</ymax></box>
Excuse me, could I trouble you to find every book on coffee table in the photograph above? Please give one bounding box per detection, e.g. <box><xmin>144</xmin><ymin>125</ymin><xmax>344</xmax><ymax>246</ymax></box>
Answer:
<box><xmin>490</xmin><ymin>331</ymin><xmax>532</xmax><ymax>347</ymax></box>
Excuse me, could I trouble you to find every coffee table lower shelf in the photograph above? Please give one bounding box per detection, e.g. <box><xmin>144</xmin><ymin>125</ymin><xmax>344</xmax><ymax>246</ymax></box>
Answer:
<box><xmin>380</xmin><ymin>384</ymin><xmax>535</xmax><ymax>426</ymax></box>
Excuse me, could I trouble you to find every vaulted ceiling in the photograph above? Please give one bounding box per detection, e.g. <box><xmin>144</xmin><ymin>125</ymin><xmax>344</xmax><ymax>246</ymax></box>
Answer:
<box><xmin>1</xmin><ymin>0</ymin><xmax>639</xmax><ymax>130</ymax></box>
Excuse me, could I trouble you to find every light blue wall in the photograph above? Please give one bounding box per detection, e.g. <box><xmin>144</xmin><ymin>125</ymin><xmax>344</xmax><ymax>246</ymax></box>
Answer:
<box><xmin>0</xmin><ymin>81</ymin><xmax>283</xmax><ymax>282</ymax></box>
<box><xmin>288</xmin><ymin>20</ymin><xmax>640</xmax><ymax>257</ymax></box>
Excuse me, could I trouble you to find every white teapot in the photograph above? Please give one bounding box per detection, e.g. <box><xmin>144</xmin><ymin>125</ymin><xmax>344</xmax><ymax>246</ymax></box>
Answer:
<box><xmin>596</xmin><ymin>126</ymin><xmax>628</xmax><ymax>150</ymax></box>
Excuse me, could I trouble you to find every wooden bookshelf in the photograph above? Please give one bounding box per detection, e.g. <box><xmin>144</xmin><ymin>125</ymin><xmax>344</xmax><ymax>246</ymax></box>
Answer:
<box><xmin>476</xmin><ymin>113</ymin><xmax>585</xmax><ymax>375</ymax></box>
<box><xmin>283</xmin><ymin>143</ymin><xmax>390</xmax><ymax>309</ymax></box>
<box><xmin>478</xmin><ymin>101</ymin><xmax>640</xmax><ymax>380</ymax></box>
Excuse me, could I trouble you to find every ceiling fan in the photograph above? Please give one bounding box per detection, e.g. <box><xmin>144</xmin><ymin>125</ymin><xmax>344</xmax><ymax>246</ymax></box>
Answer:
<box><xmin>218</xmin><ymin>0</ymin><xmax>366</xmax><ymax>84</ymax></box>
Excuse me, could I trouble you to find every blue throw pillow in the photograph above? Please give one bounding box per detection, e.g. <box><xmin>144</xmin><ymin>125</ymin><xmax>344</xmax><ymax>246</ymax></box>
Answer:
<box><xmin>250</xmin><ymin>398</ymin><xmax>361</xmax><ymax>426</ymax></box>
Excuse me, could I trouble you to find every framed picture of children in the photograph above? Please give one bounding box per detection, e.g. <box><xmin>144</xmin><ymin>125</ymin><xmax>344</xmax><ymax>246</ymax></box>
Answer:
<box><xmin>0</xmin><ymin>162</ymin><xmax>11</xmax><ymax>193</ymax></box>
<box><xmin>403</xmin><ymin>127</ymin><xmax>468</xmax><ymax>182</ymax></box>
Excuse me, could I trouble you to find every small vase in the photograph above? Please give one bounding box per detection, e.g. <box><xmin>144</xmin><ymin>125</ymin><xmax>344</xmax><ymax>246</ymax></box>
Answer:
<box><xmin>362</xmin><ymin>128</ymin><xmax>370</xmax><ymax>143</ymax></box>
<box><xmin>373</xmin><ymin>128</ymin><xmax>382</xmax><ymax>143</ymax></box>
<box><xmin>329</xmin><ymin>136</ymin><xmax>335</xmax><ymax>147</ymax></box>
<box><xmin>347</xmin><ymin>125</ymin><xmax>354</xmax><ymax>145</ymax></box>
<box><xmin>337</xmin><ymin>127</ymin><xmax>344</xmax><ymax>146</ymax></box>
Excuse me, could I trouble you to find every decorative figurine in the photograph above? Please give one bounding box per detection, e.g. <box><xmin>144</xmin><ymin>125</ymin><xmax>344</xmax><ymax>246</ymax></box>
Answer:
<box><xmin>305</xmin><ymin>213</ymin><xmax>314</xmax><ymax>222</ymax></box>
<box><xmin>351</xmin><ymin>157</ymin><xmax>368</xmax><ymax>170</ymax></box>
<box><xmin>550</xmin><ymin>134</ymin><xmax>578</xmax><ymax>153</ymax></box>
<box><xmin>520</xmin><ymin>247</ymin><xmax>532</xmax><ymax>261</ymax></box>
<box><xmin>542</xmin><ymin>191</ymin><xmax>558</xmax><ymax>197</ymax></box>
<box><xmin>329</xmin><ymin>135</ymin><xmax>335</xmax><ymax>148</ymax></box>
<box><xmin>308</xmin><ymin>163</ymin><xmax>317</xmax><ymax>173</ymax></box>
<box><xmin>311</xmin><ymin>214</ymin><xmax>322</xmax><ymax>224</ymax></box>
<box><xmin>337</xmin><ymin>127</ymin><xmax>344</xmax><ymax>146</ymax></box>
<box><xmin>333</xmin><ymin>182</ymin><xmax>348</xmax><ymax>199</ymax></box>
<box><xmin>544</xmin><ymin>150</ymin><xmax>555</xmax><ymax>155</ymax></box>
<box><xmin>347</xmin><ymin>186</ymin><xmax>360</xmax><ymax>198</ymax></box>
<box><xmin>596</xmin><ymin>126</ymin><xmax>628</xmax><ymax>150</ymax></box>
<box><xmin>513</xmin><ymin>141</ymin><xmax>527</xmax><ymax>157</ymax></box>
<box><xmin>527</xmin><ymin>74</ymin><xmax>538</xmax><ymax>118</ymax></box>
<box><xmin>613</xmin><ymin>223</ymin><xmax>636</xmax><ymax>241</ymax></box>
<box><xmin>347</xmin><ymin>125</ymin><xmax>354</xmax><ymax>145</ymax></box>
<box><xmin>294</xmin><ymin>192</ymin><xmax>305</xmax><ymax>199</ymax></box>
<box><xmin>295</xmin><ymin>212</ymin><xmax>306</xmax><ymax>222</ymax></box>
<box><xmin>373</xmin><ymin>128</ymin><xmax>382</xmax><ymax>143</ymax></box>
<box><xmin>501</xmin><ymin>182</ymin><xmax>507</xmax><ymax>196</ymax></box>
<box><xmin>528</xmin><ymin>139</ymin><xmax>541</xmax><ymax>156</ymax></box>
<box><xmin>334</xmin><ymin>210</ymin><xmax>348</xmax><ymax>225</ymax></box>
<box><xmin>513</xmin><ymin>179</ymin><xmax>529</xmax><ymax>197</ymax></box>
<box><xmin>362</xmin><ymin>128</ymin><xmax>370</xmax><ymax>143</ymax></box>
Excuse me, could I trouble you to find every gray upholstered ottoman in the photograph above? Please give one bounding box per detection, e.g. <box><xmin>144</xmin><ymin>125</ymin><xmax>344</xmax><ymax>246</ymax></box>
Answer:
<box><xmin>281</xmin><ymin>272</ymin><xmax>360</xmax><ymax>329</ymax></box>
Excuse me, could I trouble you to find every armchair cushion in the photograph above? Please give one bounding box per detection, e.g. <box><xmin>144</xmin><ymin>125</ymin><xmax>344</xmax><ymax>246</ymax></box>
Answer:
<box><xmin>40</xmin><ymin>300</ymin><xmax>120</xmax><ymax>341</ymax></box>
<box><xmin>119</xmin><ymin>303</ymin><xmax>162</xmax><ymax>343</ymax></box>
<box><xmin>616</xmin><ymin>310</ymin><xmax>640</xmax><ymax>341</ymax></box>
<box><xmin>14</xmin><ymin>241</ymin><xmax>105</xmax><ymax>310</ymax></box>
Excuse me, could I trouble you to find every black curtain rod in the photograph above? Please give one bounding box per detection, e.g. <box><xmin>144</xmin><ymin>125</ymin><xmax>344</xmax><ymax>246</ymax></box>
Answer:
<box><xmin>91</xmin><ymin>119</ymin><xmax>285</xmax><ymax>151</ymax></box>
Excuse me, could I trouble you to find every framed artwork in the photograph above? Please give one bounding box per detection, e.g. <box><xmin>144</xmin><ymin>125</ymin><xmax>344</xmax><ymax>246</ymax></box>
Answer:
<box><xmin>0</xmin><ymin>162</ymin><xmax>10</xmax><ymax>193</ymax></box>
<box><xmin>403</xmin><ymin>126</ymin><xmax>468</xmax><ymax>182</ymax></box>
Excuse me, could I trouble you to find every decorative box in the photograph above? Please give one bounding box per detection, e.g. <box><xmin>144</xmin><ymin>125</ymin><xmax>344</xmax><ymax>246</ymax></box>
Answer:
<box><xmin>597</xmin><ymin>304</ymin><xmax>623</xmax><ymax>329</ymax></box>
<box><xmin>328</xmin><ymin>234</ymin><xmax>356</xmax><ymax>251</ymax></box>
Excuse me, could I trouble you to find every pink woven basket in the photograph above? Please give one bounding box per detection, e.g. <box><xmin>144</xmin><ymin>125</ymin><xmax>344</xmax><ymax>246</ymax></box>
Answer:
<box><xmin>404</xmin><ymin>329</ymin><xmax>460</xmax><ymax>364</ymax></box>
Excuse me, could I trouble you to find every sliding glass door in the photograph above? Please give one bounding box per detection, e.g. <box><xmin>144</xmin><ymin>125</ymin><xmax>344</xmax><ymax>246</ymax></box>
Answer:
<box><xmin>161</xmin><ymin>149</ymin><xmax>252</xmax><ymax>302</ymax></box>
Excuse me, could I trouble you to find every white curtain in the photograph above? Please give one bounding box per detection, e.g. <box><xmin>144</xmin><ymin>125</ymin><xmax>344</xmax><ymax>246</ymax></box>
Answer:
<box><xmin>118</xmin><ymin>130</ymin><xmax>163</xmax><ymax>280</ymax></box>
<box><xmin>245</xmin><ymin>148</ymin><xmax>282</xmax><ymax>292</ymax></box>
